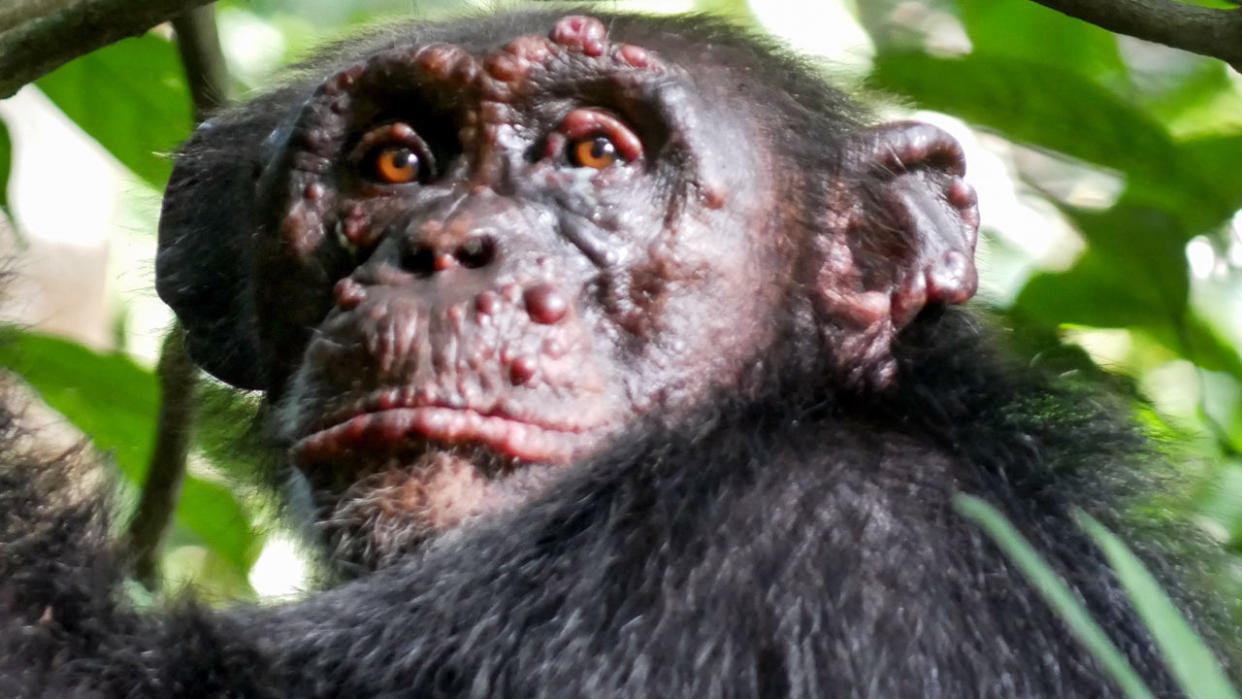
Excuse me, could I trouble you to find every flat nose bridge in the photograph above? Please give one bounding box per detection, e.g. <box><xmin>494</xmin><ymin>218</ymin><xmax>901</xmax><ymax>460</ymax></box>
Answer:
<box><xmin>399</xmin><ymin>191</ymin><xmax>511</xmax><ymax>275</ymax></box>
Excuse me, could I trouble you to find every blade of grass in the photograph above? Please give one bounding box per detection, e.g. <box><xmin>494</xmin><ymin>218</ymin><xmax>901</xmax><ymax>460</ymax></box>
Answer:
<box><xmin>1075</xmin><ymin>510</ymin><xmax>1239</xmax><ymax>699</ymax></box>
<box><xmin>952</xmin><ymin>494</ymin><xmax>1155</xmax><ymax>699</ymax></box>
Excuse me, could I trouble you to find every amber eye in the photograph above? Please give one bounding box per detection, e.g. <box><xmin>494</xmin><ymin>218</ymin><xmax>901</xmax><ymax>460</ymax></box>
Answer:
<box><xmin>370</xmin><ymin>145</ymin><xmax>421</xmax><ymax>184</ymax></box>
<box><xmin>571</xmin><ymin>136</ymin><xmax>620</xmax><ymax>169</ymax></box>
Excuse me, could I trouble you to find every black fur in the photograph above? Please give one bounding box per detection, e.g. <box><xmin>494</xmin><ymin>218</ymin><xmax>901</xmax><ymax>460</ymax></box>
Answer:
<box><xmin>0</xmin><ymin>310</ymin><xmax>1229</xmax><ymax>697</ymax></box>
<box><xmin>1</xmin><ymin>8</ymin><xmax>1234</xmax><ymax>698</ymax></box>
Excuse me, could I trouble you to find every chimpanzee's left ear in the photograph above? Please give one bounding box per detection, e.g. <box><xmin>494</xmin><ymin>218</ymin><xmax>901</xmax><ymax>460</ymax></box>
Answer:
<box><xmin>812</xmin><ymin>121</ymin><xmax>980</xmax><ymax>388</ymax></box>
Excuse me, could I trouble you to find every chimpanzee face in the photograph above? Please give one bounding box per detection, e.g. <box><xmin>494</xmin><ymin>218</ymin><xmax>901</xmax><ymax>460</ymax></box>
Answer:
<box><xmin>245</xmin><ymin>17</ymin><xmax>785</xmax><ymax>565</ymax></box>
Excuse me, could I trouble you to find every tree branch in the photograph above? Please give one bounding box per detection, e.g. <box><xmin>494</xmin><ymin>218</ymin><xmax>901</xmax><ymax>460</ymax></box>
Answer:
<box><xmin>171</xmin><ymin>4</ymin><xmax>229</xmax><ymax>119</ymax></box>
<box><xmin>124</xmin><ymin>5</ymin><xmax>228</xmax><ymax>590</ymax></box>
<box><xmin>1028</xmin><ymin>0</ymin><xmax>1242</xmax><ymax>72</ymax></box>
<box><xmin>125</xmin><ymin>325</ymin><xmax>197</xmax><ymax>589</ymax></box>
<box><xmin>0</xmin><ymin>0</ymin><xmax>213</xmax><ymax>99</ymax></box>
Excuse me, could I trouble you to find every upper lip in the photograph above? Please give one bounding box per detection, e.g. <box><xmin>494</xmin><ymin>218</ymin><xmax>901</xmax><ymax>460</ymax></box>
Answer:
<box><xmin>303</xmin><ymin>392</ymin><xmax>588</xmax><ymax>439</ymax></box>
<box><xmin>290</xmin><ymin>393</ymin><xmax>603</xmax><ymax>465</ymax></box>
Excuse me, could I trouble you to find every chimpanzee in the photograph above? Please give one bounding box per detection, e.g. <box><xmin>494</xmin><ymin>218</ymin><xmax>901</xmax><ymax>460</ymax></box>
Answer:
<box><xmin>0</xmin><ymin>8</ymin><xmax>1234</xmax><ymax>698</ymax></box>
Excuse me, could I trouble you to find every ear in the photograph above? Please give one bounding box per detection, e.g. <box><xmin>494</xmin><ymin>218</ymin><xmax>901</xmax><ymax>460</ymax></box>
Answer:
<box><xmin>156</xmin><ymin>113</ymin><xmax>278</xmax><ymax>390</ymax></box>
<box><xmin>813</xmin><ymin>121</ymin><xmax>980</xmax><ymax>388</ymax></box>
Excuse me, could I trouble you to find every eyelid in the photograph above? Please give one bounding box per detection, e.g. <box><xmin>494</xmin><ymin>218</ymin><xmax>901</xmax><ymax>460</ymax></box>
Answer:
<box><xmin>556</xmin><ymin>108</ymin><xmax>644</xmax><ymax>163</ymax></box>
<box><xmin>350</xmin><ymin>122</ymin><xmax>436</xmax><ymax>177</ymax></box>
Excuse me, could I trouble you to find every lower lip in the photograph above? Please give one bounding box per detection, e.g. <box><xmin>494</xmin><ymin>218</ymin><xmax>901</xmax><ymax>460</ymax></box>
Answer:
<box><xmin>292</xmin><ymin>407</ymin><xmax>576</xmax><ymax>464</ymax></box>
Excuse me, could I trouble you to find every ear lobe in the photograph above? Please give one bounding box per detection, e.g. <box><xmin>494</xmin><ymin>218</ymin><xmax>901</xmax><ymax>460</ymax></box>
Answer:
<box><xmin>156</xmin><ymin>117</ymin><xmax>269</xmax><ymax>390</ymax></box>
<box><xmin>813</xmin><ymin>121</ymin><xmax>980</xmax><ymax>388</ymax></box>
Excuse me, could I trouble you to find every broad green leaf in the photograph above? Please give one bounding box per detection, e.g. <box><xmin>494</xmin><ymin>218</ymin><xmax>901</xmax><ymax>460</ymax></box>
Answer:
<box><xmin>1144</xmin><ymin>315</ymin><xmax>1242</xmax><ymax>382</ymax></box>
<box><xmin>870</xmin><ymin>53</ymin><xmax>1238</xmax><ymax>235</ymax></box>
<box><xmin>1019</xmin><ymin>264</ymin><xmax>1242</xmax><ymax>384</ymax></box>
<box><xmin>1014</xmin><ymin>196</ymin><xmax>1242</xmax><ymax>383</ymax></box>
<box><xmin>953</xmin><ymin>494</ymin><xmax>1155</xmax><ymax>699</ymax></box>
<box><xmin>0</xmin><ymin>331</ymin><xmax>159</xmax><ymax>471</ymax></box>
<box><xmin>1062</xmin><ymin>204</ymin><xmax>1191</xmax><ymax>305</ymax></box>
<box><xmin>1077</xmin><ymin>511</ymin><xmax>1239</xmax><ymax>699</ymax></box>
<box><xmin>0</xmin><ymin>118</ymin><xmax>11</xmax><ymax>214</ymax></box>
<box><xmin>870</xmin><ymin>53</ymin><xmax>1175</xmax><ymax>184</ymax></box>
<box><xmin>36</xmin><ymin>34</ymin><xmax>193</xmax><ymax>190</ymax></box>
<box><xmin>956</xmin><ymin>0</ymin><xmax>1126</xmax><ymax>81</ymax></box>
<box><xmin>1143</xmin><ymin>60</ymin><xmax>1242</xmax><ymax>135</ymax></box>
<box><xmin>0</xmin><ymin>331</ymin><xmax>259</xmax><ymax>575</ymax></box>
<box><xmin>1178</xmin><ymin>134</ymin><xmax>1242</xmax><ymax>219</ymax></box>
<box><xmin>1015</xmin><ymin>204</ymin><xmax>1189</xmax><ymax>330</ymax></box>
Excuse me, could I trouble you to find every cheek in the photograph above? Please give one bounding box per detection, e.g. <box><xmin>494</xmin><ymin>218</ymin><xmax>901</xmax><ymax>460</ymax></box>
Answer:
<box><xmin>537</xmin><ymin>167</ymin><xmax>659</xmax><ymax>228</ymax></box>
<box><xmin>616</xmin><ymin>215</ymin><xmax>785</xmax><ymax>413</ymax></box>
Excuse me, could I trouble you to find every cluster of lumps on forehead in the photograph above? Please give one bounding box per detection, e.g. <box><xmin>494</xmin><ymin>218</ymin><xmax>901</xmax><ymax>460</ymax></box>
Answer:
<box><xmin>479</xmin><ymin>15</ymin><xmax>662</xmax><ymax>101</ymax></box>
<box><xmin>311</xmin><ymin>15</ymin><xmax>666</xmax><ymax>121</ymax></box>
<box><xmin>276</xmin><ymin>15</ymin><xmax>672</xmax><ymax>261</ymax></box>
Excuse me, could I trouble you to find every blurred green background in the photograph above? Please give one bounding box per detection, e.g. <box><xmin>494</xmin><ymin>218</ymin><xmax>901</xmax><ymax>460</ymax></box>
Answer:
<box><xmin>0</xmin><ymin>0</ymin><xmax>1239</xmax><ymax>601</ymax></box>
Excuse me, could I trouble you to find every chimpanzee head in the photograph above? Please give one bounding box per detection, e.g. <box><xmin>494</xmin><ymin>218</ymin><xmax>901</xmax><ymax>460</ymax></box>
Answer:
<box><xmin>156</xmin><ymin>12</ymin><xmax>978</xmax><ymax>570</ymax></box>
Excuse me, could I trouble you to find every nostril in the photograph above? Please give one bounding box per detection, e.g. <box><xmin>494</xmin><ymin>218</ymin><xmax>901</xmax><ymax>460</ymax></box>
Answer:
<box><xmin>455</xmin><ymin>235</ymin><xmax>496</xmax><ymax>269</ymax></box>
<box><xmin>401</xmin><ymin>245</ymin><xmax>437</xmax><ymax>276</ymax></box>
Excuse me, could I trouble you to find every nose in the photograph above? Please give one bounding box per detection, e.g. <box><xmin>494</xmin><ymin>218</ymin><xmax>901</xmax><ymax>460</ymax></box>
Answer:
<box><xmin>399</xmin><ymin>216</ymin><xmax>498</xmax><ymax>276</ymax></box>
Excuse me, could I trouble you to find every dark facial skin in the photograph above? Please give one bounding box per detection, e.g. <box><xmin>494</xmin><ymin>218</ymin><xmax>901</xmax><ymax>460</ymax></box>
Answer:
<box><xmin>157</xmin><ymin>13</ymin><xmax>978</xmax><ymax>571</ymax></box>
<box><xmin>21</xmin><ymin>12</ymin><xmax>1204</xmax><ymax>697</ymax></box>
<box><xmin>251</xmin><ymin>16</ymin><xmax>789</xmax><ymax>566</ymax></box>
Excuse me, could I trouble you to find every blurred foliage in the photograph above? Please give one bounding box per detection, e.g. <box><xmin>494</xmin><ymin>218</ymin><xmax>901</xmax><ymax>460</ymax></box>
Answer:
<box><xmin>0</xmin><ymin>0</ymin><xmax>1239</xmax><ymax>608</ymax></box>
<box><xmin>861</xmin><ymin>0</ymin><xmax>1242</xmax><ymax>541</ymax></box>
<box><xmin>0</xmin><ymin>333</ymin><xmax>261</xmax><ymax>597</ymax></box>
<box><xmin>35</xmin><ymin>34</ymin><xmax>192</xmax><ymax>190</ymax></box>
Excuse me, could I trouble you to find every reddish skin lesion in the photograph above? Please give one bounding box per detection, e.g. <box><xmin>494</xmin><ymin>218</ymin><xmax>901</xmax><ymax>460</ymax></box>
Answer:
<box><xmin>230</xmin><ymin>15</ymin><xmax>978</xmax><ymax>570</ymax></box>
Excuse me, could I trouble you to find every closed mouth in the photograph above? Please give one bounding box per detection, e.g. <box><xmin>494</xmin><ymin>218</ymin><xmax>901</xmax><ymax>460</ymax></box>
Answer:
<box><xmin>291</xmin><ymin>405</ymin><xmax>587</xmax><ymax>465</ymax></box>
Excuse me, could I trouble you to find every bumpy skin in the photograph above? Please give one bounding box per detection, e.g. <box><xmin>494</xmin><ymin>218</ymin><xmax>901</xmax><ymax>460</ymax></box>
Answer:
<box><xmin>0</xmin><ymin>8</ymin><xmax>1232</xmax><ymax>698</ymax></box>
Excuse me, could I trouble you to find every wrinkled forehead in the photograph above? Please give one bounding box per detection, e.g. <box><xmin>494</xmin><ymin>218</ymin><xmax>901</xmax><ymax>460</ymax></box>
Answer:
<box><xmin>308</xmin><ymin>15</ymin><xmax>693</xmax><ymax>125</ymax></box>
<box><xmin>262</xmin><ymin>13</ymin><xmax>766</xmax><ymax>189</ymax></box>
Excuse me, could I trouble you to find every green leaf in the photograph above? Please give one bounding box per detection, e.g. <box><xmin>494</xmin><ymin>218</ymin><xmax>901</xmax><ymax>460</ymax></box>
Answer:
<box><xmin>870</xmin><ymin>53</ymin><xmax>1175</xmax><ymax>183</ymax></box>
<box><xmin>1015</xmin><ymin>203</ymin><xmax>1190</xmax><ymax>329</ymax></box>
<box><xmin>36</xmin><ymin>34</ymin><xmax>193</xmax><ymax>190</ymax></box>
<box><xmin>953</xmin><ymin>494</ymin><xmax>1156</xmax><ymax>699</ymax></box>
<box><xmin>955</xmin><ymin>0</ymin><xmax>1126</xmax><ymax>81</ymax></box>
<box><xmin>1143</xmin><ymin>60</ymin><xmax>1242</xmax><ymax>133</ymax></box>
<box><xmin>870</xmin><ymin>52</ymin><xmax>1241</xmax><ymax>236</ymax></box>
<box><xmin>0</xmin><ymin>331</ymin><xmax>259</xmax><ymax>575</ymax></box>
<box><xmin>1014</xmin><ymin>197</ymin><xmax>1242</xmax><ymax>383</ymax></box>
<box><xmin>1178</xmin><ymin>133</ymin><xmax>1242</xmax><ymax>220</ymax></box>
<box><xmin>1076</xmin><ymin>511</ymin><xmax>1239</xmax><ymax>699</ymax></box>
<box><xmin>0</xmin><ymin>331</ymin><xmax>160</xmax><ymax>472</ymax></box>
<box><xmin>0</xmin><ymin>117</ymin><xmax>11</xmax><ymax>214</ymax></box>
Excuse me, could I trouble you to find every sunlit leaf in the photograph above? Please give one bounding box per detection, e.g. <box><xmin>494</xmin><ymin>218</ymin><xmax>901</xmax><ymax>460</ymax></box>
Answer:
<box><xmin>956</xmin><ymin>0</ymin><xmax>1126</xmax><ymax>81</ymax></box>
<box><xmin>871</xmin><ymin>52</ymin><xmax>1239</xmax><ymax>235</ymax></box>
<box><xmin>1143</xmin><ymin>60</ymin><xmax>1242</xmax><ymax>135</ymax></box>
<box><xmin>36</xmin><ymin>34</ymin><xmax>193</xmax><ymax>190</ymax></box>
<box><xmin>870</xmin><ymin>53</ymin><xmax>1174</xmax><ymax>181</ymax></box>
<box><xmin>1015</xmin><ymin>204</ymin><xmax>1188</xmax><ymax>329</ymax></box>
<box><xmin>0</xmin><ymin>331</ymin><xmax>259</xmax><ymax>576</ymax></box>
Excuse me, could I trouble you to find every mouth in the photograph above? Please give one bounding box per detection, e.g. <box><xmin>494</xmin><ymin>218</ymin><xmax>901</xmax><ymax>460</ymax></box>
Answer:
<box><xmin>291</xmin><ymin>404</ymin><xmax>592</xmax><ymax>466</ymax></box>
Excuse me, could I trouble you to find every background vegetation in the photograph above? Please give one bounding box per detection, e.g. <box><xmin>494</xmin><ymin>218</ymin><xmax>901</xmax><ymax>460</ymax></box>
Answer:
<box><xmin>0</xmin><ymin>0</ymin><xmax>1239</xmax><ymax>616</ymax></box>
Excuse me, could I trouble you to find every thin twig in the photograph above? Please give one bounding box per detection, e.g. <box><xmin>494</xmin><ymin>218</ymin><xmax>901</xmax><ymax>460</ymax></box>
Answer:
<box><xmin>171</xmin><ymin>4</ymin><xmax>229</xmax><ymax>119</ymax></box>
<box><xmin>124</xmin><ymin>4</ymin><xmax>230</xmax><ymax>589</ymax></box>
<box><xmin>125</xmin><ymin>325</ymin><xmax>198</xmax><ymax>589</ymax></box>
